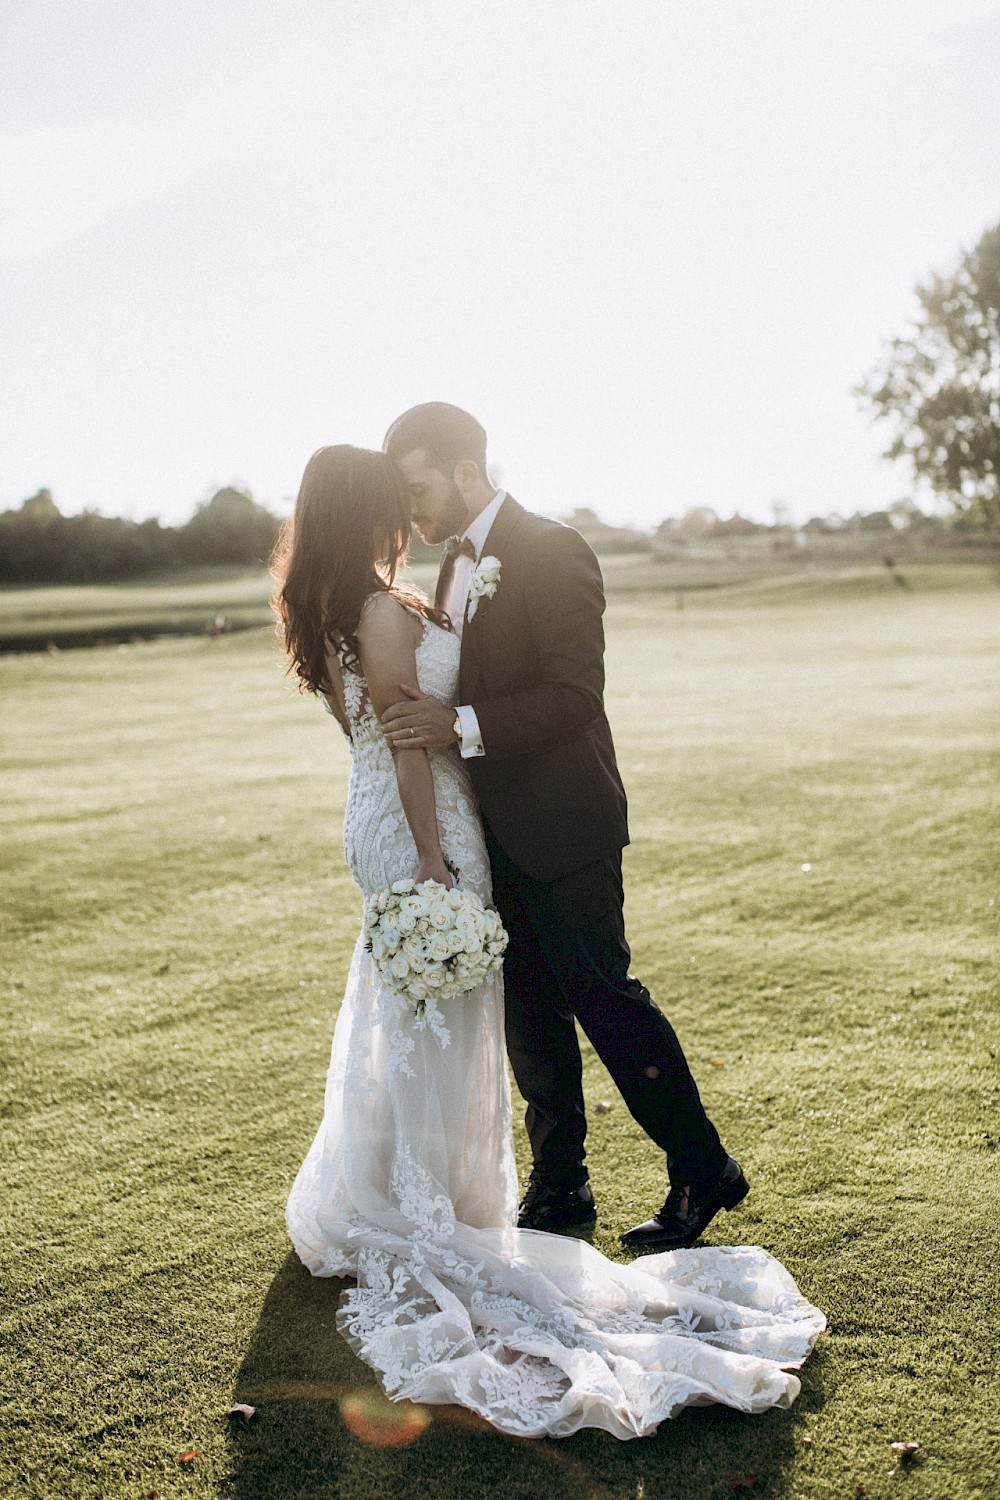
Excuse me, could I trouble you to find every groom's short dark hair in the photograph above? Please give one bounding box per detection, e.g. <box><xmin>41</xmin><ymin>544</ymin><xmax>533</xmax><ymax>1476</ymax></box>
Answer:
<box><xmin>383</xmin><ymin>402</ymin><xmax>488</xmax><ymax>474</ymax></box>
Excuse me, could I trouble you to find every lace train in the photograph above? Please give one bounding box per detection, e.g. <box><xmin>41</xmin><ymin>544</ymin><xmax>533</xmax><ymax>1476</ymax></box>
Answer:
<box><xmin>286</xmin><ymin>945</ymin><xmax>824</xmax><ymax>1440</ymax></box>
<box><xmin>337</xmin><ymin>1232</ymin><xmax>824</xmax><ymax>1440</ymax></box>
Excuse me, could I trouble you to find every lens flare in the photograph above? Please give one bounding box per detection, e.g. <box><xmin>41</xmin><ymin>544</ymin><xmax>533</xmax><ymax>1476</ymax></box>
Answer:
<box><xmin>338</xmin><ymin>1391</ymin><xmax>431</xmax><ymax>1447</ymax></box>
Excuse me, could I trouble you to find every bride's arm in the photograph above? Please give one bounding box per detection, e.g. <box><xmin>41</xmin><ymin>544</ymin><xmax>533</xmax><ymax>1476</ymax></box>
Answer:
<box><xmin>355</xmin><ymin>595</ymin><xmax>453</xmax><ymax>888</ymax></box>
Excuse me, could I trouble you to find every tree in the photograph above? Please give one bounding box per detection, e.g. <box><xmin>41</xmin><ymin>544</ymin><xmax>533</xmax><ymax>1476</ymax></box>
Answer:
<box><xmin>858</xmin><ymin>221</ymin><xmax>1000</xmax><ymax>529</ymax></box>
<box><xmin>179</xmin><ymin>487</ymin><xmax>282</xmax><ymax>566</ymax></box>
<box><xmin>676</xmin><ymin>507</ymin><xmax>718</xmax><ymax>536</ymax></box>
<box><xmin>561</xmin><ymin>507</ymin><xmax>653</xmax><ymax>554</ymax></box>
<box><xmin>20</xmin><ymin>487</ymin><xmax>60</xmax><ymax>520</ymax></box>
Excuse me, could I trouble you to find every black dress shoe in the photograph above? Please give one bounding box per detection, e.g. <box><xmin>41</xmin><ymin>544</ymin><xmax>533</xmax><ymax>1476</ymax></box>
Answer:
<box><xmin>517</xmin><ymin>1176</ymin><xmax>597</xmax><ymax>1232</ymax></box>
<box><xmin>621</xmin><ymin>1156</ymin><xmax>749</xmax><ymax>1250</ymax></box>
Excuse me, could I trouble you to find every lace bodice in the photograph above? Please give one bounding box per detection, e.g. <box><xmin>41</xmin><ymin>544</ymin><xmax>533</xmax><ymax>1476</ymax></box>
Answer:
<box><xmin>332</xmin><ymin>609</ymin><xmax>491</xmax><ymax>904</ymax></box>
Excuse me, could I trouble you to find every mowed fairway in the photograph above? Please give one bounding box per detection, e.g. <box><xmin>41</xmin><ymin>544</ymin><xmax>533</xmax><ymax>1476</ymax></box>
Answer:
<box><xmin>2</xmin><ymin>566</ymin><xmax>998</xmax><ymax>1500</ymax></box>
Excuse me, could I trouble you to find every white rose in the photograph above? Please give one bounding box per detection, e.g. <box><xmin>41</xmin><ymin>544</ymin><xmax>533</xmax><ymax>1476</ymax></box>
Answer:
<box><xmin>470</xmin><ymin>557</ymin><xmax>501</xmax><ymax>597</ymax></box>
<box><xmin>446</xmin><ymin>929</ymin><xmax>465</xmax><ymax>954</ymax></box>
<box><xmin>397</xmin><ymin>912</ymin><xmax>416</xmax><ymax>934</ymax></box>
<box><xmin>381</xmin><ymin>926</ymin><xmax>400</xmax><ymax>952</ymax></box>
<box><xmin>428</xmin><ymin>935</ymin><xmax>450</xmax><ymax>961</ymax></box>
<box><xmin>391</xmin><ymin>879</ymin><xmax>415</xmax><ymax>895</ymax></box>
<box><xmin>401</xmin><ymin>894</ymin><xmax>430</xmax><ymax>918</ymax></box>
<box><xmin>454</xmin><ymin>911</ymin><xmax>477</xmax><ymax>936</ymax></box>
<box><xmin>428</xmin><ymin>907</ymin><xmax>451</xmax><ymax>930</ymax></box>
<box><xmin>402</xmin><ymin>933</ymin><xmax>423</xmax><ymax>956</ymax></box>
<box><xmin>390</xmin><ymin>955</ymin><xmax>410</xmax><ymax>980</ymax></box>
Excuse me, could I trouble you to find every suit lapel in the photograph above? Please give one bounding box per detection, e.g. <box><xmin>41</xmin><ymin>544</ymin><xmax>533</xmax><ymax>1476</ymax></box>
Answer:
<box><xmin>458</xmin><ymin>495</ymin><xmax>524</xmax><ymax>702</ymax></box>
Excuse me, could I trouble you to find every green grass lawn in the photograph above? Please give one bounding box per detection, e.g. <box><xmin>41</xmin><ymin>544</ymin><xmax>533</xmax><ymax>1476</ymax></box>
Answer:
<box><xmin>2</xmin><ymin>566</ymin><xmax>998</xmax><ymax>1499</ymax></box>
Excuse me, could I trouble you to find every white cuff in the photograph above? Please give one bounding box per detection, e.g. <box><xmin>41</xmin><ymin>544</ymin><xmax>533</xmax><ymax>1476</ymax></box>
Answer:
<box><xmin>456</xmin><ymin>704</ymin><xmax>485</xmax><ymax>758</ymax></box>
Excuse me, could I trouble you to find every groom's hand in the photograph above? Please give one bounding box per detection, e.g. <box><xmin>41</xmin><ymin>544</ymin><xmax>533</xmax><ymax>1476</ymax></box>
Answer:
<box><xmin>382</xmin><ymin>684</ymin><xmax>457</xmax><ymax>751</ymax></box>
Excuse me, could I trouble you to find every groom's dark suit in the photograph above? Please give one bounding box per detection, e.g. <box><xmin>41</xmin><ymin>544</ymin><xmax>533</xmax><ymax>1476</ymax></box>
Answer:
<box><xmin>438</xmin><ymin>496</ymin><xmax>727</xmax><ymax>1189</ymax></box>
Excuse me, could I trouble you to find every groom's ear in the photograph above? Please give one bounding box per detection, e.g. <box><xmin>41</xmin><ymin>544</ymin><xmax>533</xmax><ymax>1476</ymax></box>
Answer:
<box><xmin>453</xmin><ymin>459</ymin><xmax>481</xmax><ymax>495</ymax></box>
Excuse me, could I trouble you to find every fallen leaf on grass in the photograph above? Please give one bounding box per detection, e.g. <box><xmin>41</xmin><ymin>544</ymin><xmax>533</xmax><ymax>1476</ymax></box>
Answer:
<box><xmin>854</xmin><ymin>1487</ymin><xmax>866</xmax><ymax>1497</ymax></box>
<box><xmin>889</xmin><ymin>1441</ymin><xmax>921</xmax><ymax>1458</ymax></box>
<box><xmin>710</xmin><ymin>1059</ymin><xmax>727</xmax><ymax>1067</ymax></box>
<box><xmin>594</xmin><ymin>1101</ymin><xmax>612</xmax><ymax>1114</ymax></box>
<box><xmin>227</xmin><ymin>1404</ymin><xmax>257</xmax><ymax>1421</ymax></box>
<box><xmin>177</xmin><ymin>1449</ymin><xmax>198</xmax><ymax>1463</ymax></box>
<box><xmin>801</xmin><ymin>1435</ymin><xmax>813</xmax><ymax>1445</ymax></box>
<box><xmin>730</xmin><ymin>1477</ymin><xmax>756</xmax><ymax>1492</ymax></box>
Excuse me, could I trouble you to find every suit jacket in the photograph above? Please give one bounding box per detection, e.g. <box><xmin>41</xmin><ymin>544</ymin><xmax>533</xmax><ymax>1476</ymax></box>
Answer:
<box><xmin>438</xmin><ymin>495</ymin><xmax>629</xmax><ymax>882</ymax></box>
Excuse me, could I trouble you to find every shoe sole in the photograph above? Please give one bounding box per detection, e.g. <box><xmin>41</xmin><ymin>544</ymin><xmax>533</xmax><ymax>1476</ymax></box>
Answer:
<box><xmin>620</xmin><ymin>1174</ymin><xmax>750</xmax><ymax>1249</ymax></box>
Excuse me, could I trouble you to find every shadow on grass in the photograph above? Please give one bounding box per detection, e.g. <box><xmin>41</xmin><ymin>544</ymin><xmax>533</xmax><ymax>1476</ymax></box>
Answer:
<box><xmin>226</xmin><ymin>1252</ymin><xmax>828</xmax><ymax>1500</ymax></box>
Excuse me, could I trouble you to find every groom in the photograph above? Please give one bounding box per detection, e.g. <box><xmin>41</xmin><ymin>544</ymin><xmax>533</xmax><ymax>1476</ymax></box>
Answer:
<box><xmin>381</xmin><ymin>403</ymin><xmax>748</xmax><ymax>1249</ymax></box>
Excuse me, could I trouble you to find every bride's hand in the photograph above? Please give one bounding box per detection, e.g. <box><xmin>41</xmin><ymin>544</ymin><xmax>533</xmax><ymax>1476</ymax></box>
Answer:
<box><xmin>415</xmin><ymin>855</ymin><xmax>454</xmax><ymax>890</ymax></box>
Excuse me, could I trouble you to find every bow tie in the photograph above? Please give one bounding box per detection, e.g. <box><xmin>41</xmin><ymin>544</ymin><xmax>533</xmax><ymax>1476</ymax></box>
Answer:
<box><xmin>444</xmin><ymin>535</ymin><xmax>477</xmax><ymax>560</ymax></box>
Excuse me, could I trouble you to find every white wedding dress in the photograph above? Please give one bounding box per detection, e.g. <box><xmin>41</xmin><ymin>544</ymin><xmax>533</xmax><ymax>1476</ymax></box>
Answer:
<box><xmin>286</xmin><ymin>610</ymin><xmax>824</xmax><ymax>1439</ymax></box>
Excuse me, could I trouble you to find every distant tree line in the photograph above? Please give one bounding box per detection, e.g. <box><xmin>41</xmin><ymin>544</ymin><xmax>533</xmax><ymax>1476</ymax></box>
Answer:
<box><xmin>0</xmin><ymin>487</ymin><xmax>283</xmax><ymax>584</ymax></box>
<box><xmin>1</xmin><ymin>484</ymin><xmax>993</xmax><ymax>587</ymax></box>
<box><xmin>563</xmin><ymin>500</ymin><xmax>978</xmax><ymax>556</ymax></box>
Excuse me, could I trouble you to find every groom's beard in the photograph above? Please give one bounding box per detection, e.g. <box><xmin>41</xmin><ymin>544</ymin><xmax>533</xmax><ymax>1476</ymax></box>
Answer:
<box><xmin>413</xmin><ymin>481</ymin><xmax>469</xmax><ymax>546</ymax></box>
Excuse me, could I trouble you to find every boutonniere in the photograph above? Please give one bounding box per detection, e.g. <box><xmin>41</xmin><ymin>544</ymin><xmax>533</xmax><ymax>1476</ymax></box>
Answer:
<box><xmin>466</xmin><ymin>556</ymin><xmax>501</xmax><ymax>620</ymax></box>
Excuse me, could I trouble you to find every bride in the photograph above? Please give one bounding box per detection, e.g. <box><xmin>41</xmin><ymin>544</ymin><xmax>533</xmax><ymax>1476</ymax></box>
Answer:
<box><xmin>271</xmin><ymin>444</ymin><xmax>823</xmax><ymax>1441</ymax></box>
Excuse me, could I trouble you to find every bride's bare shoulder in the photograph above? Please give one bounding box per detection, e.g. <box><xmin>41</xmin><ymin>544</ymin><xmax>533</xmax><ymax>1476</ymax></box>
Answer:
<box><xmin>355</xmin><ymin>591</ymin><xmax>424</xmax><ymax>648</ymax></box>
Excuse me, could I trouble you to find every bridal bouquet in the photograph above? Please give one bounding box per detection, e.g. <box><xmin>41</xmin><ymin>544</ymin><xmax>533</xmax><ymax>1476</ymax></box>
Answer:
<box><xmin>364</xmin><ymin>878</ymin><xmax>508</xmax><ymax>1016</ymax></box>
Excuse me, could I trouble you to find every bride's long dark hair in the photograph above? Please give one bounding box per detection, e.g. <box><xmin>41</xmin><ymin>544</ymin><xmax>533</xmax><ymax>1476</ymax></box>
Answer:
<box><xmin>270</xmin><ymin>444</ymin><xmax>449</xmax><ymax>694</ymax></box>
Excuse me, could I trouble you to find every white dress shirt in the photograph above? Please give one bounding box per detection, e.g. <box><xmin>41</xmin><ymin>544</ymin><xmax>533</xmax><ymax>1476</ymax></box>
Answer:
<box><xmin>446</xmin><ymin>489</ymin><xmax>506</xmax><ymax>759</ymax></box>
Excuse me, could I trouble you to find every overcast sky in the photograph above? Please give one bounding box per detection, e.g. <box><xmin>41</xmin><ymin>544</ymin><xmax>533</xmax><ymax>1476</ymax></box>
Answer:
<box><xmin>2</xmin><ymin>0</ymin><xmax>999</xmax><ymax>528</ymax></box>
